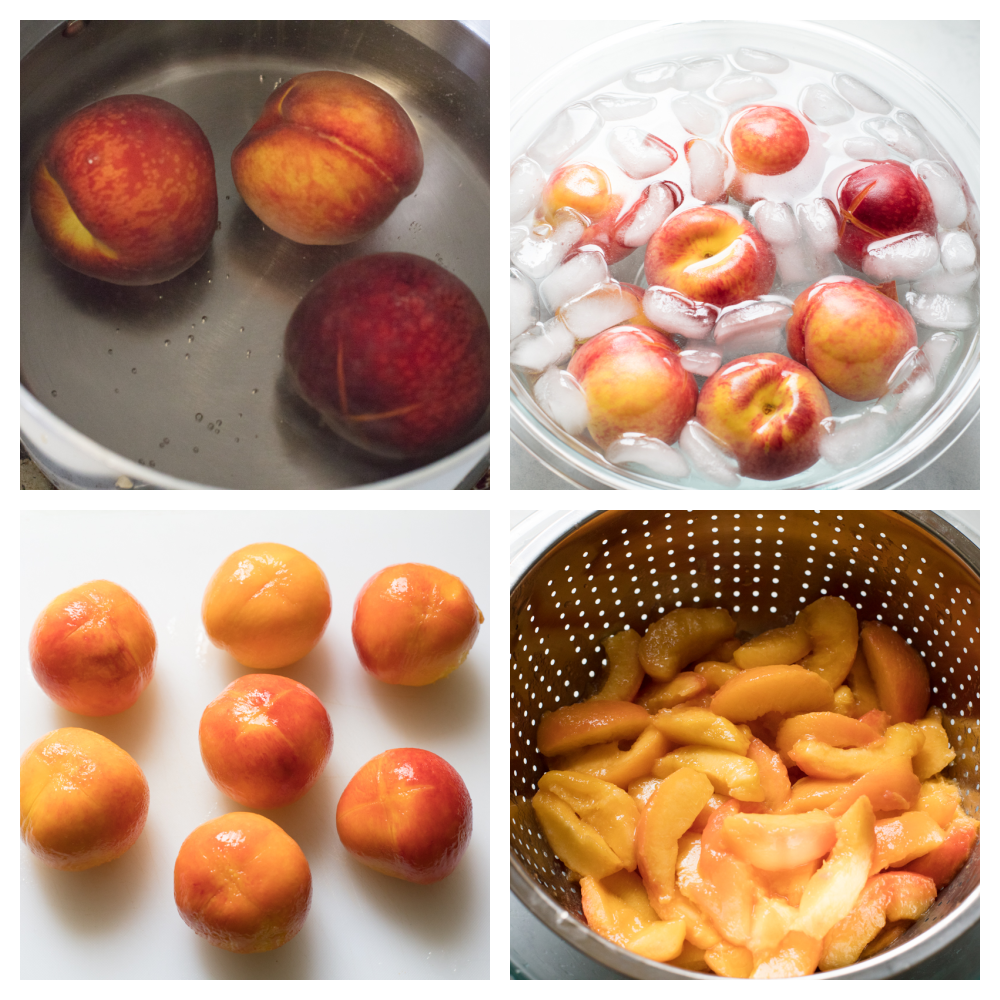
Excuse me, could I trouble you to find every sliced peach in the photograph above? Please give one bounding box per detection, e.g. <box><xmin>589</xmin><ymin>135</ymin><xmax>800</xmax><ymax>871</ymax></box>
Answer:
<box><xmin>777</xmin><ymin>777</ymin><xmax>850</xmax><ymax>814</ymax></box>
<box><xmin>904</xmin><ymin>814</ymin><xmax>979</xmax><ymax>888</ymax></box>
<box><xmin>787</xmin><ymin>722</ymin><xmax>925</xmax><ymax>780</ymax></box>
<box><xmin>775</xmin><ymin>712</ymin><xmax>881</xmax><ymax>762</ymax></box>
<box><xmin>593</xmin><ymin>629</ymin><xmax>644</xmax><ymax>702</ymax></box>
<box><xmin>580</xmin><ymin>869</ymin><xmax>657</xmax><ymax>947</ymax></box>
<box><xmin>858</xmin><ymin>708</ymin><xmax>891</xmax><ymax>736</ymax></box>
<box><xmin>756</xmin><ymin>859</ymin><xmax>821</xmax><ymax>907</ymax></box>
<box><xmin>749</xmin><ymin>895</ymin><xmax>799</xmax><ymax>958</ymax></box>
<box><xmin>722</xmin><ymin>811</ymin><xmax>837</xmax><ymax>871</ymax></box>
<box><xmin>636</xmin><ymin>672</ymin><xmax>707</xmax><ymax>712</ymax></box>
<box><xmin>651</xmin><ymin>706</ymin><xmax>751</xmax><ymax>755</ymax></box>
<box><xmin>860</xmin><ymin>622</ymin><xmax>930</xmax><ymax>724</ymax></box>
<box><xmin>668</xmin><ymin>940</ymin><xmax>709</xmax><ymax>971</ymax></box>
<box><xmin>531</xmin><ymin>789</ymin><xmax>623</xmax><ymax>879</ymax></box>
<box><xmin>636</xmin><ymin>767</ymin><xmax>715</xmax><ymax>918</ymax></box>
<box><xmin>732</xmin><ymin>622</ymin><xmax>811</xmax><ymax>670</ymax></box>
<box><xmin>751</xmin><ymin>931</ymin><xmax>822</xmax><ymax>979</ymax></box>
<box><xmin>640</xmin><ymin>608</ymin><xmax>737</xmax><ymax>683</ymax></box>
<box><xmin>846</xmin><ymin>646</ymin><xmax>880</xmax><ymax>716</ymax></box>
<box><xmin>833</xmin><ymin>685</ymin><xmax>857</xmax><ymax>716</ymax></box>
<box><xmin>537</xmin><ymin>700</ymin><xmax>651</xmax><ymax>757</ymax></box>
<box><xmin>694</xmin><ymin>660</ymin><xmax>743</xmax><ymax>692</ymax></box>
<box><xmin>871</xmin><ymin>810</ymin><xmax>945</xmax><ymax>873</ymax></box>
<box><xmin>859</xmin><ymin>919</ymin><xmax>911</xmax><ymax>960</ymax></box>
<box><xmin>694</xmin><ymin>800</ymin><xmax>756</xmax><ymax>946</ymax></box>
<box><xmin>628</xmin><ymin>776</ymin><xmax>661</xmax><ymax>812</ymax></box>
<box><xmin>691</xmin><ymin>793</ymin><xmax>731</xmax><ymax>832</ymax></box>
<box><xmin>825</xmin><ymin>754</ymin><xmax>921</xmax><ymax>817</ymax></box>
<box><xmin>653</xmin><ymin>747</ymin><xmax>763</xmax><ymax>802</ymax></box>
<box><xmin>560</xmin><ymin>725</ymin><xmax>672</xmax><ymax>789</ymax></box>
<box><xmin>659</xmin><ymin>891</ymin><xmax>721</xmax><ymax>950</ymax></box>
<box><xmin>710</xmin><ymin>664</ymin><xmax>835</xmax><ymax>723</ymax></box>
<box><xmin>914</xmin><ymin>778</ymin><xmax>962</xmax><ymax>828</ymax></box>
<box><xmin>911</xmin><ymin>708</ymin><xmax>957</xmax><ymax>780</ymax></box>
<box><xmin>748</xmin><ymin>738</ymin><xmax>791</xmax><ymax>811</ymax></box>
<box><xmin>705</xmin><ymin>636</ymin><xmax>741</xmax><ymax>663</ymax></box>
<box><xmin>796</xmin><ymin>596</ymin><xmax>859</xmax><ymax>688</ymax></box>
<box><xmin>705</xmin><ymin>940</ymin><xmax>754</xmax><ymax>978</ymax></box>
<box><xmin>626</xmin><ymin>919</ymin><xmax>687</xmax><ymax>962</ymax></box>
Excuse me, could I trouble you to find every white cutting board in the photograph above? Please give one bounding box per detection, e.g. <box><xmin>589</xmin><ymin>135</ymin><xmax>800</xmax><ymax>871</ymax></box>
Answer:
<box><xmin>20</xmin><ymin>510</ymin><xmax>489</xmax><ymax>979</ymax></box>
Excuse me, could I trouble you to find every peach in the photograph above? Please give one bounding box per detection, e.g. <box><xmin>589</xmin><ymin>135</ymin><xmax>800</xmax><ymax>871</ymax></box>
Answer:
<box><xmin>904</xmin><ymin>814</ymin><xmax>979</xmax><ymax>888</ymax></box>
<box><xmin>636</xmin><ymin>672</ymin><xmax>708</xmax><ymax>713</ymax></box>
<box><xmin>20</xmin><ymin>727</ymin><xmax>149</xmax><ymax>871</ymax></box>
<box><xmin>722</xmin><ymin>811</ymin><xmax>837</xmax><ymax>871</ymax></box>
<box><xmin>775</xmin><ymin>712</ymin><xmax>881</xmax><ymax>763</ymax></box>
<box><xmin>352</xmin><ymin>562</ymin><xmax>482</xmax><ymax>687</ymax></box>
<box><xmin>202</xmin><ymin>542</ymin><xmax>331</xmax><ymax>670</ymax></box>
<box><xmin>911</xmin><ymin>709</ymin><xmax>957</xmax><ymax>780</ymax></box>
<box><xmin>710</xmin><ymin>664</ymin><xmax>835</xmax><ymax>723</ymax></box>
<box><xmin>336</xmin><ymin>748</ymin><xmax>472</xmax><ymax>884</ymax></box>
<box><xmin>541</xmin><ymin>162</ymin><xmax>613</xmax><ymax>224</ymax></box>
<box><xmin>640</xmin><ymin>608</ymin><xmax>737</xmax><ymax>683</ymax></box>
<box><xmin>653</xmin><ymin>747</ymin><xmax>763</xmax><ymax>802</ymax></box>
<box><xmin>871</xmin><ymin>811</ymin><xmax>945</xmax><ymax>873</ymax></box>
<box><xmin>626</xmin><ymin>920</ymin><xmax>687</xmax><ymax>962</ymax></box>
<box><xmin>580</xmin><ymin>870</ymin><xmax>657</xmax><ymax>947</ymax></box>
<box><xmin>29</xmin><ymin>580</ymin><xmax>156</xmax><ymax>716</ymax></box>
<box><xmin>747</xmin><ymin>737</ymin><xmax>791</xmax><ymax>811</ymax></box>
<box><xmin>30</xmin><ymin>94</ymin><xmax>217</xmax><ymax>285</ymax></box>
<box><xmin>787</xmin><ymin>722</ymin><xmax>924</xmax><ymax>781</ymax></box>
<box><xmin>796</xmin><ymin>596</ymin><xmax>860</xmax><ymax>688</ymax></box>
<box><xmin>846</xmin><ymin>647</ymin><xmax>881</xmax><ymax>716</ymax></box>
<box><xmin>533</xmin><ymin>789</ymin><xmax>623</xmax><ymax>880</ymax></box>
<box><xmin>561</xmin><ymin>725</ymin><xmax>671</xmax><ymax>788</ymax></box>
<box><xmin>728</xmin><ymin>105</ymin><xmax>810</xmax><ymax>177</ymax></box>
<box><xmin>651</xmin><ymin>707</ymin><xmax>750</xmax><ymax>755</ymax></box>
<box><xmin>693</xmin><ymin>660</ymin><xmax>742</xmax><ymax>693</ymax></box>
<box><xmin>174</xmin><ymin>812</ymin><xmax>311</xmax><ymax>953</ymax></box>
<box><xmin>825</xmin><ymin>754</ymin><xmax>921</xmax><ymax>817</ymax></box>
<box><xmin>732</xmin><ymin>623</ymin><xmax>811</xmax><ymax>670</ymax></box>
<box><xmin>199</xmin><ymin>674</ymin><xmax>333</xmax><ymax>809</ymax></box>
<box><xmin>859</xmin><ymin>622</ymin><xmax>931</xmax><ymax>724</ymax></box>
<box><xmin>751</xmin><ymin>931</ymin><xmax>821</xmax><ymax>979</ymax></box>
<box><xmin>592</xmin><ymin>629</ymin><xmax>644</xmax><ymax>702</ymax></box>
<box><xmin>537</xmin><ymin>700</ymin><xmax>651</xmax><ymax>758</ymax></box>
<box><xmin>284</xmin><ymin>252</ymin><xmax>489</xmax><ymax>459</ymax></box>
<box><xmin>914</xmin><ymin>778</ymin><xmax>963</xmax><ymax>828</ymax></box>
<box><xmin>705</xmin><ymin>940</ymin><xmax>754</xmax><ymax>978</ymax></box>
<box><xmin>231</xmin><ymin>71</ymin><xmax>422</xmax><ymax>245</ymax></box>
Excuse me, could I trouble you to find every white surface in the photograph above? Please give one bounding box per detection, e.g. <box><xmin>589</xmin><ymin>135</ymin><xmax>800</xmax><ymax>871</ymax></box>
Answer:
<box><xmin>20</xmin><ymin>511</ymin><xmax>489</xmax><ymax>980</ymax></box>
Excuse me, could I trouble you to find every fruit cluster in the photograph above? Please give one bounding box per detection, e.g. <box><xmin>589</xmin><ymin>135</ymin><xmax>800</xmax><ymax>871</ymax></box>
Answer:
<box><xmin>531</xmin><ymin>597</ymin><xmax>978</xmax><ymax>977</ymax></box>
<box><xmin>21</xmin><ymin>546</ymin><xmax>480</xmax><ymax>956</ymax></box>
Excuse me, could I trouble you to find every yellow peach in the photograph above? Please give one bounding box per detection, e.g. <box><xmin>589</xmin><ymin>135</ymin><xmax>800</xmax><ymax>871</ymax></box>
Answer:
<box><xmin>710</xmin><ymin>664</ymin><xmax>835</xmax><ymax>722</ymax></box>
<box><xmin>593</xmin><ymin>629</ymin><xmax>644</xmax><ymax>702</ymax></box>
<box><xmin>640</xmin><ymin>608</ymin><xmax>737</xmax><ymax>682</ymax></box>
<box><xmin>537</xmin><ymin>700</ymin><xmax>651</xmax><ymax>757</ymax></box>
<box><xmin>732</xmin><ymin>623</ymin><xmax>811</xmax><ymax>670</ymax></box>
<box><xmin>796</xmin><ymin>596</ymin><xmax>859</xmax><ymax>688</ymax></box>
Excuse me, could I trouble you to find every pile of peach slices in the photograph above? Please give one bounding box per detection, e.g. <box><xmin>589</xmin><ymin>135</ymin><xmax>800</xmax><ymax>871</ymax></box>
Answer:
<box><xmin>531</xmin><ymin>597</ymin><xmax>978</xmax><ymax>977</ymax></box>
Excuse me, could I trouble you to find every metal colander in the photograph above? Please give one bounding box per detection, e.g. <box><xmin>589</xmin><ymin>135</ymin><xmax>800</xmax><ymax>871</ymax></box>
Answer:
<box><xmin>510</xmin><ymin>510</ymin><xmax>979</xmax><ymax>979</ymax></box>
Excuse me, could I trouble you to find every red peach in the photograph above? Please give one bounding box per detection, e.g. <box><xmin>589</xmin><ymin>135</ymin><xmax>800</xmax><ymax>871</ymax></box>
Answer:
<box><xmin>29</xmin><ymin>579</ymin><xmax>156</xmax><ymax>716</ymax></box>
<box><xmin>541</xmin><ymin>162</ymin><xmax>613</xmax><ymax>224</ymax></box>
<box><xmin>232</xmin><ymin>71</ymin><xmax>422</xmax><ymax>245</ymax></box>
<box><xmin>336</xmin><ymin>748</ymin><xmax>473</xmax><ymax>884</ymax></box>
<box><xmin>199</xmin><ymin>674</ymin><xmax>333</xmax><ymax>809</ymax></box>
<box><xmin>728</xmin><ymin>105</ymin><xmax>810</xmax><ymax>177</ymax></box>
<box><xmin>30</xmin><ymin>95</ymin><xmax>217</xmax><ymax>284</ymax></box>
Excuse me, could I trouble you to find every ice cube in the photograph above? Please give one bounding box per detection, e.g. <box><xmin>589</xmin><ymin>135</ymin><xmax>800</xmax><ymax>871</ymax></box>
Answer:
<box><xmin>799</xmin><ymin>83</ymin><xmax>853</xmax><ymax>126</ymax></box>
<box><xmin>510</xmin><ymin>208</ymin><xmax>588</xmax><ymax>281</ymax></box>
<box><xmin>861</xmin><ymin>230</ymin><xmax>939</xmax><ymax>282</ymax></box>
<box><xmin>842</xmin><ymin>135</ymin><xmax>894</xmax><ymax>161</ymax></box>
<box><xmin>527</xmin><ymin>103</ymin><xmax>601</xmax><ymax>171</ymax></box>
<box><xmin>912</xmin><ymin>159</ymin><xmax>967</xmax><ymax>229</ymax></box>
<box><xmin>920</xmin><ymin>331</ymin><xmax>960</xmax><ymax>379</ymax></box>
<box><xmin>677</xmin><ymin>56</ymin><xmax>726</xmax><ymax>92</ymax></box>
<box><xmin>618</xmin><ymin>182</ymin><xmax>678</xmax><ymax>248</ymax></box>
<box><xmin>643</xmin><ymin>286</ymin><xmax>720</xmax><ymax>339</ymax></box>
<box><xmin>678</xmin><ymin>420</ymin><xmax>740</xmax><ymax>487</ymax></box>
<box><xmin>533</xmin><ymin>367</ymin><xmax>590</xmax><ymax>436</ymax></box>
<box><xmin>819</xmin><ymin>409</ymin><xmax>895</xmax><ymax>468</ymax></box>
<box><xmin>939</xmin><ymin>231</ymin><xmax>977</xmax><ymax>274</ymax></box>
<box><xmin>592</xmin><ymin>92</ymin><xmax>658</xmax><ymax>120</ymax></box>
<box><xmin>510</xmin><ymin>155</ymin><xmax>545</xmax><ymax>223</ymax></box>
<box><xmin>511</xmin><ymin>268</ymin><xmax>539</xmax><ymax>340</ymax></box>
<box><xmin>733</xmin><ymin>47</ymin><xmax>789</xmax><ymax>74</ymax></box>
<box><xmin>773</xmin><ymin>244</ymin><xmax>822</xmax><ymax>285</ymax></box>
<box><xmin>752</xmin><ymin>201</ymin><xmax>800</xmax><ymax>247</ymax></box>
<box><xmin>685</xmin><ymin>138</ymin><xmax>728</xmax><ymax>204</ymax></box>
<box><xmin>558</xmin><ymin>281</ymin><xmax>640</xmax><ymax>340</ymax></box>
<box><xmin>607</xmin><ymin>126</ymin><xmax>677</xmax><ymax>180</ymax></box>
<box><xmin>834</xmin><ymin>74</ymin><xmax>891</xmax><ymax>114</ymax></box>
<box><xmin>605</xmin><ymin>433</ymin><xmax>690</xmax><ymax>479</ymax></box>
<box><xmin>710</xmin><ymin>73</ymin><xmax>777</xmax><ymax>105</ymax></box>
<box><xmin>904</xmin><ymin>290</ymin><xmax>977</xmax><ymax>330</ymax></box>
<box><xmin>510</xmin><ymin>226</ymin><xmax>528</xmax><ymax>253</ymax></box>
<box><xmin>625</xmin><ymin>61</ymin><xmax>680</xmax><ymax>93</ymax></box>
<box><xmin>539</xmin><ymin>250</ymin><xmax>609</xmax><ymax>313</ymax></box>
<box><xmin>679</xmin><ymin>346</ymin><xmax>722</xmax><ymax>378</ymax></box>
<box><xmin>862</xmin><ymin>117</ymin><xmax>925</xmax><ymax>160</ymax></box>
<box><xmin>912</xmin><ymin>263</ymin><xmax>978</xmax><ymax>295</ymax></box>
<box><xmin>796</xmin><ymin>197</ymin><xmax>840</xmax><ymax>254</ymax></box>
<box><xmin>671</xmin><ymin>95</ymin><xmax>720</xmax><ymax>137</ymax></box>
<box><xmin>713</xmin><ymin>299</ymin><xmax>793</xmax><ymax>347</ymax></box>
<box><xmin>880</xmin><ymin>347</ymin><xmax>935</xmax><ymax>422</ymax></box>
<box><xmin>510</xmin><ymin>318</ymin><xmax>575</xmax><ymax>373</ymax></box>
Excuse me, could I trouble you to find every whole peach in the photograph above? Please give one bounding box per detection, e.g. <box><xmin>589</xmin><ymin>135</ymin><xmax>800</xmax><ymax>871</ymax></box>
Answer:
<box><xmin>30</xmin><ymin>94</ymin><xmax>217</xmax><ymax>284</ymax></box>
<box><xmin>728</xmin><ymin>105</ymin><xmax>809</xmax><ymax>177</ymax></box>
<box><xmin>20</xmin><ymin>727</ymin><xmax>149</xmax><ymax>871</ymax></box>
<box><xmin>541</xmin><ymin>162</ymin><xmax>613</xmax><ymax>224</ymax></box>
<box><xmin>174</xmin><ymin>812</ymin><xmax>312</xmax><ymax>953</ymax></box>
<box><xmin>336</xmin><ymin>748</ymin><xmax>473</xmax><ymax>884</ymax></box>
<box><xmin>199</xmin><ymin>674</ymin><xmax>333</xmax><ymax>809</ymax></box>
<box><xmin>29</xmin><ymin>579</ymin><xmax>156</xmax><ymax>716</ymax></box>
<box><xmin>232</xmin><ymin>70</ymin><xmax>422</xmax><ymax>245</ymax></box>
<box><xmin>202</xmin><ymin>542</ymin><xmax>331</xmax><ymax>670</ymax></box>
<box><xmin>284</xmin><ymin>253</ymin><xmax>489</xmax><ymax>459</ymax></box>
<box><xmin>352</xmin><ymin>563</ymin><xmax>483</xmax><ymax>686</ymax></box>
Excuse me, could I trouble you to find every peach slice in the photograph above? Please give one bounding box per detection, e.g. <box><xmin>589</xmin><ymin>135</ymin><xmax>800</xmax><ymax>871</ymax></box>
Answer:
<box><xmin>651</xmin><ymin>706</ymin><xmax>751</xmax><ymax>755</ymax></box>
<box><xmin>639</xmin><ymin>608</ymin><xmax>737</xmax><ymax>682</ymax></box>
<box><xmin>668</xmin><ymin>940</ymin><xmax>710</xmax><ymax>971</ymax></box>
<box><xmin>825</xmin><ymin>754</ymin><xmax>921</xmax><ymax>817</ymax></box>
<box><xmin>531</xmin><ymin>789</ymin><xmax>623</xmax><ymax>880</ymax></box>
<box><xmin>911</xmin><ymin>708</ymin><xmax>957</xmax><ymax>780</ymax></box>
<box><xmin>580</xmin><ymin>869</ymin><xmax>657</xmax><ymax>947</ymax></box>
<box><xmin>775</xmin><ymin>712</ymin><xmax>881</xmax><ymax>762</ymax></box>
<box><xmin>904</xmin><ymin>814</ymin><xmax>979</xmax><ymax>887</ymax></box>
<box><xmin>721</xmin><ymin>811</ymin><xmax>837</xmax><ymax>870</ymax></box>
<box><xmin>860</xmin><ymin>622</ymin><xmax>930</xmax><ymax>724</ymax></box>
<box><xmin>705</xmin><ymin>637</ymin><xmax>742</xmax><ymax>663</ymax></box>
<box><xmin>749</xmin><ymin>895</ymin><xmax>800</xmax><ymax>958</ymax></box>
<box><xmin>748</xmin><ymin>737</ymin><xmax>791</xmax><ymax>811</ymax></box>
<box><xmin>778</xmin><ymin>777</ymin><xmax>850</xmax><ymax>814</ymax></box>
<box><xmin>756</xmin><ymin>859</ymin><xmax>821</xmax><ymax>907</ymax></box>
<box><xmin>653</xmin><ymin>747</ymin><xmax>763</xmax><ymax>802</ymax></box>
<box><xmin>913</xmin><ymin>778</ymin><xmax>962</xmax><ymax>828</ymax></box>
<box><xmin>627</xmin><ymin>776</ymin><xmax>661</xmax><ymax>812</ymax></box>
<box><xmin>537</xmin><ymin>770</ymin><xmax>640</xmax><ymax>870</ymax></box>
<box><xmin>636</xmin><ymin>672</ymin><xmax>707</xmax><ymax>712</ymax></box>
<box><xmin>846</xmin><ymin>646</ymin><xmax>881</xmax><ymax>717</ymax></box>
<box><xmin>705</xmin><ymin>940</ymin><xmax>754</xmax><ymax>978</ymax></box>
<box><xmin>694</xmin><ymin>660</ymin><xmax>743</xmax><ymax>692</ymax></box>
<box><xmin>560</xmin><ymin>725</ymin><xmax>671</xmax><ymax>788</ymax></box>
<box><xmin>796</xmin><ymin>596</ymin><xmax>859</xmax><ymax>688</ymax></box>
<box><xmin>658</xmin><ymin>891</ymin><xmax>721</xmax><ymax>950</ymax></box>
<box><xmin>732</xmin><ymin>623</ymin><xmax>811</xmax><ymax>670</ymax></box>
<box><xmin>751</xmin><ymin>931</ymin><xmax>822</xmax><ymax>979</ymax></box>
<box><xmin>833</xmin><ymin>685</ymin><xmax>857</xmax><ymax>716</ymax></box>
<box><xmin>710</xmin><ymin>664</ymin><xmax>835</xmax><ymax>722</ymax></box>
<box><xmin>859</xmin><ymin>920</ymin><xmax>911</xmax><ymax>960</ymax></box>
<box><xmin>787</xmin><ymin>722</ymin><xmax>925</xmax><ymax>780</ymax></box>
<box><xmin>593</xmin><ymin>629</ymin><xmax>644</xmax><ymax>702</ymax></box>
<box><xmin>871</xmin><ymin>811</ymin><xmax>945</xmax><ymax>873</ymax></box>
<box><xmin>859</xmin><ymin>708</ymin><xmax>891</xmax><ymax>736</ymax></box>
<box><xmin>537</xmin><ymin>700</ymin><xmax>651</xmax><ymax>757</ymax></box>
<box><xmin>636</xmin><ymin>767</ymin><xmax>715</xmax><ymax>918</ymax></box>
<box><xmin>626</xmin><ymin>920</ymin><xmax>687</xmax><ymax>962</ymax></box>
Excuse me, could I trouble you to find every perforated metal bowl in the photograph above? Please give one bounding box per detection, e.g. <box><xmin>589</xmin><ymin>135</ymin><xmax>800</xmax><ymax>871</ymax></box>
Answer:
<box><xmin>510</xmin><ymin>510</ymin><xmax>979</xmax><ymax>979</ymax></box>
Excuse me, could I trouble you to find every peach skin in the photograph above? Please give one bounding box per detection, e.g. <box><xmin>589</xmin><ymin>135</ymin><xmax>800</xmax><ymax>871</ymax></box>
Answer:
<box><xmin>202</xmin><ymin>542</ymin><xmax>331</xmax><ymax>670</ymax></box>
<box><xmin>20</xmin><ymin>727</ymin><xmax>149</xmax><ymax>871</ymax></box>
<box><xmin>352</xmin><ymin>562</ymin><xmax>482</xmax><ymax>686</ymax></box>
<box><xmin>199</xmin><ymin>674</ymin><xmax>333</xmax><ymax>809</ymax></box>
<box><xmin>29</xmin><ymin>579</ymin><xmax>156</xmax><ymax>716</ymax></box>
<box><xmin>174</xmin><ymin>812</ymin><xmax>311</xmax><ymax>953</ymax></box>
<box><xmin>336</xmin><ymin>748</ymin><xmax>473</xmax><ymax>884</ymax></box>
<box><xmin>30</xmin><ymin>94</ymin><xmax>217</xmax><ymax>284</ymax></box>
<box><xmin>231</xmin><ymin>71</ymin><xmax>422</xmax><ymax>245</ymax></box>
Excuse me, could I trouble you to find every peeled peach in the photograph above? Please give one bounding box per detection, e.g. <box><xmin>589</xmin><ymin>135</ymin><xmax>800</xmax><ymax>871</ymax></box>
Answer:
<box><xmin>29</xmin><ymin>580</ymin><xmax>156</xmax><ymax>716</ymax></box>
<box><xmin>905</xmin><ymin>814</ymin><xmax>979</xmax><ymax>887</ymax></box>
<box><xmin>199</xmin><ymin>674</ymin><xmax>333</xmax><ymax>809</ymax></box>
<box><xmin>30</xmin><ymin>94</ymin><xmax>217</xmax><ymax>284</ymax></box>
<box><xmin>231</xmin><ymin>71</ymin><xmax>422</xmax><ymax>245</ymax></box>
<box><xmin>337</xmin><ymin>748</ymin><xmax>472</xmax><ymax>884</ymax></box>
<box><xmin>533</xmin><ymin>790</ymin><xmax>623</xmax><ymax>880</ymax></box>
<box><xmin>202</xmin><ymin>542</ymin><xmax>331</xmax><ymax>670</ymax></box>
<box><xmin>593</xmin><ymin>629</ymin><xmax>643</xmax><ymax>702</ymax></box>
<box><xmin>640</xmin><ymin>608</ymin><xmax>737</xmax><ymax>683</ymax></box>
<box><xmin>723</xmin><ymin>812</ymin><xmax>837</xmax><ymax>871</ymax></box>
<box><xmin>537</xmin><ymin>700</ymin><xmax>651</xmax><ymax>758</ymax></box>
<box><xmin>860</xmin><ymin>622</ymin><xmax>931</xmax><ymax>724</ymax></box>
<box><xmin>871</xmin><ymin>811</ymin><xmax>945</xmax><ymax>872</ymax></box>
<box><xmin>580</xmin><ymin>870</ymin><xmax>657</xmax><ymax>947</ymax></box>
<box><xmin>20</xmin><ymin>727</ymin><xmax>149</xmax><ymax>871</ymax></box>
<box><xmin>352</xmin><ymin>562</ymin><xmax>482</xmax><ymax>686</ymax></box>
<box><xmin>710</xmin><ymin>664</ymin><xmax>835</xmax><ymax>722</ymax></box>
<box><xmin>732</xmin><ymin>623</ymin><xmax>811</xmax><ymax>670</ymax></box>
<box><xmin>796</xmin><ymin>596</ymin><xmax>859</xmax><ymax>688</ymax></box>
<box><xmin>174</xmin><ymin>812</ymin><xmax>311</xmax><ymax>953</ymax></box>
